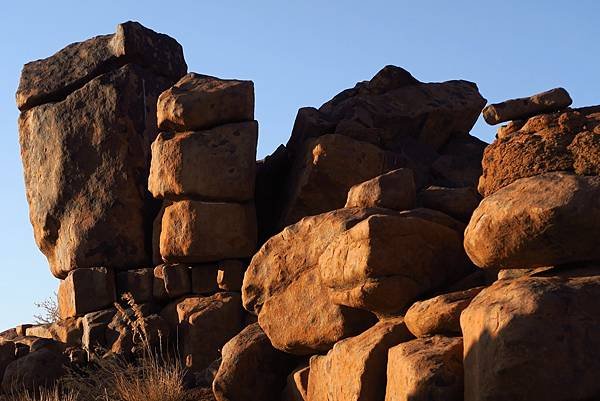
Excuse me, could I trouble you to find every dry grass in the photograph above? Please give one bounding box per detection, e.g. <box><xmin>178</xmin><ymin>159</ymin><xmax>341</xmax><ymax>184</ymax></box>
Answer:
<box><xmin>1</xmin><ymin>386</ymin><xmax>78</xmax><ymax>401</ymax></box>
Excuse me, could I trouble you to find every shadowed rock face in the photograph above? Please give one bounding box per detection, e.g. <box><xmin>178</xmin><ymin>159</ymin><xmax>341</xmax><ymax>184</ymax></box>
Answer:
<box><xmin>17</xmin><ymin>22</ymin><xmax>187</xmax><ymax>278</ymax></box>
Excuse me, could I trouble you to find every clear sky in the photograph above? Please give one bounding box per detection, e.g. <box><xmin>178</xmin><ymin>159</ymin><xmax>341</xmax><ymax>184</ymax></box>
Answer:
<box><xmin>1</xmin><ymin>0</ymin><xmax>599</xmax><ymax>329</ymax></box>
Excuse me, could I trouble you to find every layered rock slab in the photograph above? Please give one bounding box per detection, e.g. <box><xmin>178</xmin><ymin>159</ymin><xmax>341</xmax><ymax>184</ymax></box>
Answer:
<box><xmin>213</xmin><ymin>323</ymin><xmax>295</xmax><ymax>401</ymax></box>
<box><xmin>460</xmin><ymin>274</ymin><xmax>600</xmax><ymax>401</ymax></box>
<box><xmin>148</xmin><ymin>121</ymin><xmax>258</xmax><ymax>201</ymax></box>
<box><xmin>307</xmin><ymin>317</ymin><xmax>413</xmax><ymax>401</ymax></box>
<box><xmin>242</xmin><ymin>208</ymin><xmax>383</xmax><ymax>354</ymax></box>
<box><xmin>465</xmin><ymin>172</ymin><xmax>600</xmax><ymax>269</ymax></box>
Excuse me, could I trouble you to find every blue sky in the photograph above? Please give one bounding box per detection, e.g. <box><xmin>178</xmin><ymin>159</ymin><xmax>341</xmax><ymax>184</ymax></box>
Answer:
<box><xmin>1</xmin><ymin>0</ymin><xmax>599</xmax><ymax>329</ymax></box>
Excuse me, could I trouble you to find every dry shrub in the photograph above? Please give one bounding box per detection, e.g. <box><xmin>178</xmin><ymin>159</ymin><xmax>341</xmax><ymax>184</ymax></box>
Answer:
<box><xmin>0</xmin><ymin>386</ymin><xmax>78</xmax><ymax>401</ymax></box>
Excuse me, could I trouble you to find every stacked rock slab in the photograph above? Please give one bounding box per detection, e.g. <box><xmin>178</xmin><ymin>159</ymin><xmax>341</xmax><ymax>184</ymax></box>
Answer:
<box><xmin>255</xmin><ymin>65</ymin><xmax>487</xmax><ymax>240</ymax></box>
<box><xmin>149</xmin><ymin>72</ymin><xmax>258</xmax><ymax>371</ymax></box>
<box><xmin>462</xmin><ymin>89</ymin><xmax>600</xmax><ymax>401</ymax></box>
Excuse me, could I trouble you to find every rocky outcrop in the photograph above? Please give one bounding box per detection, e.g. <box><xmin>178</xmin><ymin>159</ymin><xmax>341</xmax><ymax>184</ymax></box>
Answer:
<box><xmin>344</xmin><ymin>168</ymin><xmax>416</xmax><ymax>210</ymax></box>
<box><xmin>58</xmin><ymin>268</ymin><xmax>116</xmax><ymax>318</ymax></box>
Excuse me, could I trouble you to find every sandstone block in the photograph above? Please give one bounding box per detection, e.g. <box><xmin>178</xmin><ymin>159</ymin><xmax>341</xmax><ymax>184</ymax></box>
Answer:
<box><xmin>217</xmin><ymin>260</ymin><xmax>246</xmax><ymax>292</ymax></box>
<box><xmin>148</xmin><ymin>121</ymin><xmax>258</xmax><ymax>201</ymax></box>
<box><xmin>81</xmin><ymin>308</ymin><xmax>116</xmax><ymax>351</ymax></box>
<box><xmin>461</xmin><ymin>274</ymin><xmax>600</xmax><ymax>401</ymax></box>
<box><xmin>116</xmin><ymin>268</ymin><xmax>154</xmax><ymax>303</ymax></box>
<box><xmin>282</xmin><ymin>365</ymin><xmax>310</xmax><ymax>401</ymax></box>
<box><xmin>191</xmin><ymin>264</ymin><xmax>220</xmax><ymax>294</ymax></box>
<box><xmin>385</xmin><ymin>336</ymin><xmax>463</xmax><ymax>401</ymax></box>
<box><xmin>482</xmin><ymin>87</ymin><xmax>572</xmax><ymax>125</ymax></box>
<box><xmin>418</xmin><ymin>186</ymin><xmax>481</xmax><ymax>222</ymax></box>
<box><xmin>213</xmin><ymin>323</ymin><xmax>295</xmax><ymax>401</ymax></box>
<box><xmin>319</xmin><ymin>214</ymin><xmax>472</xmax><ymax>315</ymax></box>
<box><xmin>58</xmin><ymin>267</ymin><xmax>116</xmax><ymax>318</ymax></box>
<box><xmin>157</xmin><ymin>73</ymin><xmax>254</xmax><ymax>132</ymax></box>
<box><xmin>307</xmin><ymin>318</ymin><xmax>413</xmax><ymax>401</ymax></box>
<box><xmin>465</xmin><ymin>173</ymin><xmax>600</xmax><ymax>269</ymax></box>
<box><xmin>153</xmin><ymin>264</ymin><xmax>191</xmax><ymax>299</ymax></box>
<box><xmin>16</xmin><ymin>21</ymin><xmax>186</xmax><ymax>111</ymax></box>
<box><xmin>345</xmin><ymin>168</ymin><xmax>416</xmax><ymax>210</ymax></box>
<box><xmin>404</xmin><ymin>287</ymin><xmax>484</xmax><ymax>337</ymax></box>
<box><xmin>159</xmin><ymin>200</ymin><xmax>257</xmax><ymax>264</ymax></box>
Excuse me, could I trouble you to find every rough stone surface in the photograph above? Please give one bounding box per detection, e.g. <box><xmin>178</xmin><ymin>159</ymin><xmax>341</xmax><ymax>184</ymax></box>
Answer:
<box><xmin>461</xmin><ymin>274</ymin><xmax>600</xmax><ymax>401</ymax></box>
<box><xmin>478</xmin><ymin>106</ymin><xmax>600</xmax><ymax>196</ymax></box>
<box><xmin>465</xmin><ymin>172</ymin><xmax>600</xmax><ymax>269</ymax></box>
<box><xmin>281</xmin><ymin>134</ymin><xmax>406</xmax><ymax>226</ymax></box>
<box><xmin>116</xmin><ymin>268</ymin><xmax>154</xmax><ymax>303</ymax></box>
<box><xmin>19</xmin><ymin>64</ymin><xmax>174</xmax><ymax>278</ymax></box>
<box><xmin>153</xmin><ymin>264</ymin><xmax>192</xmax><ymax>299</ymax></box>
<box><xmin>149</xmin><ymin>122</ymin><xmax>258</xmax><ymax>201</ymax></box>
<box><xmin>385</xmin><ymin>336</ymin><xmax>463</xmax><ymax>401</ymax></box>
<box><xmin>157</xmin><ymin>73</ymin><xmax>254</xmax><ymax>132</ymax></box>
<box><xmin>404</xmin><ymin>287</ymin><xmax>484</xmax><ymax>337</ymax></box>
<box><xmin>16</xmin><ymin>21</ymin><xmax>186</xmax><ymax>111</ymax></box>
<box><xmin>345</xmin><ymin>168</ymin><xmax>416</xmax><ymax>210</ymax></box>
<box><xmin>0</xmin><ymin>340</ymin><xmax>16</xmax><ymax>385</ymax></box>
<box><xmin>58</xmin><ymin>267</ymin><xmax>116</xmax><ymax>318</ymax></box>
<box><xmin>1</xmin><ymin>348</ymin><xmax>68</xmax><ymax>393</ymax></box>
<box><xmin>307</xmin><ymin>318</ymin><xmax>413</xmax><ymax>401</ymax></box>
<box><xmin>319</xmin><ymin>214</ymin><xmax>472</xmax><ymax>315</ymax></box>
<box><xmin>81</xmin><ymin>308</ymin><xmax>116</xmax><ymax>351</ymax></box>
<box><xmin>159</xmin><ymin>200</ymin><xmax>257</xmax><ymax>264</ymax></box>
<box><xmin>216</xmin><ymin>260</ymin><xmax>246</xmax><ymax>292</ymax></box>
<box><xmin>191</xmin><ymin>264</ymin><xmax>220</xmax><ymax>294</ymax></box>
<box><xmin>282</xmin><ymin>365</ymin><xmax>309</xmax><ymax>401</ymax></box>
<box><xmin>418</xmin><ymin>186</ymin><xmax>481</xmax><ymax>222</ymax></box>
<box><xmin>26</xmin><ymin>318</ymin><xmax>82</xmax><ymax>345</ymax></box>
<box><xmin>243</xmin><ymin>208</ymin><xmax>386</xmax><ymax>354</ymax></box>
<box><xmin>430</xmin><ymin>133</ymin><xmax>487</xmax><ymax>188</ymax></box>
<box><xmin>482</xmin><ymin>88</ymin><xmax>572</xmax><ymax>125</ymax></box>
<box><xmin>213</xmin><ymin>323</ymin><xmax>295</xmax><ymax>401</ymax></box>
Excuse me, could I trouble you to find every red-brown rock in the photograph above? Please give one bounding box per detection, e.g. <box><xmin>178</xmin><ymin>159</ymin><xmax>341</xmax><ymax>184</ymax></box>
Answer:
<box><xmin>58</xmin><ymin>267</ymin><xmax>116</xmax><ymax>318</ymax></box>
<box><xmin>345</xmin><ymin>168</ymin><xmax>416</xmax><ymax>210</ymax></box>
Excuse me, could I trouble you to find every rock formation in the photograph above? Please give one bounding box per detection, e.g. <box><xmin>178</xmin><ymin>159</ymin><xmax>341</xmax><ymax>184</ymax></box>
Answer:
<box><xmin>5</xmin><ymin>21</ymin><xmax>600</xmax><ymax>401</ymax></box>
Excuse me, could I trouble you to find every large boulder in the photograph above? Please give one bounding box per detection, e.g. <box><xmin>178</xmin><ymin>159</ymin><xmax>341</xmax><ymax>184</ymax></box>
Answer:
<box><xmin>465</xmin><ymin>172</ymin><xmax>600</xmax><ymax>269</ymax></box>
<box><xmin>157</xmin><ymin>73</ymin><xmax>254</xmax><ymax>132</ymax></box>
<box><xmin>482</xmin><ymin>87</ymin><xmax>572</xmax><ymax>125</ymax></box>
<box><xmin>345</xmin><ymin>168</ymin><xmax>416</xmax><ymax>210</ymax></box>
<box><xmin>159</xmin><ymin>200</ymin><xmax>257</xmax><ymax>264</ymax></box>
<box><xmin>385</xmin><ymin>336</ymin><xmax>463</xmax><ymax>401</ymax></box>
<box><xmin>1</xmin><ymin>348</ymin><xmax>68</xmax><ymax>393</ymax></box>
<box><xmin>460</xmin><ymin>274</ymin><xmax>600</xmax><ymax>401</ymax></box>
<box><xmin>16</xmin><ymin>21</ymin><xmax>186</xmax><ymax>111</ymax></box>
<box><xmin>19</xmin><ymin>63</ymin><xmax>179</xmax><ymax>278</ymax></box>
<box><xmin>242</xmin><ymin>208</ymin><xmax>382</xmax><ymax>355</ymax></box>
<box><xmin>58</xmin><ymin>267</ymin><xmax>116</xmax><ymax>318</ymax></box>
<box><xmin>319</xmin><ymin>214</ymin><xmax>472</xmax><ymax>315</ymax></box>
<box><xmin>0</xmin><ymin>340</ymin><xmax>16</xmax><ymax>384</ymax></box>
<box><xmin>307</xmin><ymin>317</ymin><xmax>413</xmax><ymax>401</ymax></box>
<box><xmin>404</xmin><ymin>287</ymin><xmax>484</xmax><ymax>337</ymax></box>
<box><xmin>478</xmin><ymin>106</ymin><xmax>600</xmax><ymax>196</ymax></box>
<box><xmin>213</xmin><ymin>323</ymin><xmax>296</xmax><ymax>401</ymax></box>
<box><xmin>418</xmin><ymin>185</ymin><xmax>481</xmax><ymax>222</ymax></box>
<box><xmin>430</xmin><ymin>133</ymin><xmax>487</xmax><ymax>188</ymax></box>
<box><xmin>148</xmin><ymin>121</ymin><xmax>258</xmax><ymax>201</ymax></box>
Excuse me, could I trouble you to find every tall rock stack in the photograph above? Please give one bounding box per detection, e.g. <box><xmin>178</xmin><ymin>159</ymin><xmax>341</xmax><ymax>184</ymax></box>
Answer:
<box><xmin>148</xmin><ymin>72</ymin><xmax>259</xmax><ymax>371</ymax></box>
<box><xmin>461</xmin><ymin>89</ymin><xmax>600</xmax><ymax>401</ymax></box>
<box><xmin>16</xmin><ymin>22</ymin><xmax>187</xmax><ymax>312</ymax></box>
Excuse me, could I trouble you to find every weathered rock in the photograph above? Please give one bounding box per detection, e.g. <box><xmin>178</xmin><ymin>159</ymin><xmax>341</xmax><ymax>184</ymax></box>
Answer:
<box><xmin>385</xmin><ymin>336</ymin><xmax>463</xmax><ymax>401</ymax></box>
<box><xmin>162</xmin><ymin>293</ymin><xmax>243</xmax><ymax>371</ymax></box>
<box><xmin>307</xmin><ymin>318</ymin><xmax>413</xmax><ymax>401</ymax></box>
<box><xmin>243</xmin><ymin>208</ymin><xmax>384</xmax><ymax>354</ymax></box>
<box><xmin>148</xmin><ymin>122</ymin><xmax>258</xmax><ymax>201</ymax></box>
<box><xmin>106</xmin><ymin>311</ymin><xmax>169</xmax><ymax>355</ymax></box>
<box><xmin>116</xmin><ymin>268</ymin><xmax>154</xmax><ymax>303</ymax></box>
<box><xmin>319</xmin><ymin>214</ymin><xmax>472</xmax><ymax>315</ymax></box>
<box><xmin>398</xmin><ymin>208</ymin><xmax>467</xmax><ymax>233</ymax></box>
<box><xmin>0</xmin><ymin>340</ymin><xmax>16</xmax><ymax>386</ymax></box>
<box><xmin>19</xmin><ymin>63</ymin><xmax>175</xmax><ymax>278</ymax></box>
<box><xmin>16</xmin><ymin>21</ymin><xmax>186</xmax><ymax>111</ymax></box>
<box><xmin>282</xmin><ymin>365</ymin><xmax>310</xmax><ymax>401</ymax></box>
<box><xmin>286</xmin><ymin>65</ymin><xmax>486</xmax><ymax>156</ymax></box>
<box><xmin>1</xmin><ymin>348</ymin><xmax>68</xmax><ymax>393</ymax></box>
<box><xmin>478</xmin><ymin>106</ymin><xmax>600</xmax><ymax>196</ymax></box>
<box><xmin>26</xmin><ymin>318</ymin><xmax>82</xmax><ymax>345</ymax></box>
<box><xmin>81</xmin><ymin>308</ymin><xmax>116</xmax><ymax>351</ymax></box>
<box><xmin>191</xmin><ymin>264</ymin><xmax>220</xmax><ymax>294</ymax></box>
<box><xmin>213</xmin><ymin>323</ymin><xmax>295</xmax><ymax>401</ymax></box>
<box><xmin>404</xmin><ymin>287</ymin><xmax>484</xmax><ymax>337</ymax></box>
<box><xmin>461</xmin><ymin>274</ymin><xmax>600</xmax><ymax>401</ymax></box>
<box><xmin>159</xmin><ymin>200</ymin><xmax>257</xmax><ymax>264</ymax></box>
<box><xmin>465</xmin><ymin>172</ymin><xmax>600</xmax><ymax>269</ymax></box>
<box><xmin>216</xmin><ymin>260</ymin><xmax>245</xmax><ymax>292</ymax></box>
<box><xmin>157</xmin><ymin>73</ymin><xmax>254</xmax><ymax>132</ymax></box>
<box><xmin>345</xmin><ymin>168</ymin><xmax>416</xmax><ymax>210</ymax></box>
<box><xmin>58</xmin><ymin>267</ymin><xmax>116</xmax><ymax>318</ymax></box>
<box><xmin>430</xmin><ymin>133</ymin><xmax>487</xmax><ymax>188</ymax></box>
<box><xmin>153</xmin><ymin>264</ymin><xmax>192</xmax><ymax>299</ymax></box>
<box><xmin>418</xmin><ymin>186</ymin><xmax>481</xmax><ymax>222</ymax></box>
<box><xmin>482</xmin><ymin>88</ymin><xmax>572</xmax><ymax>125</ymax></box>
<box><xmin>281</xmin><ymin>134</ymin><xmax>406</xmax><ymax>226</ymax></box>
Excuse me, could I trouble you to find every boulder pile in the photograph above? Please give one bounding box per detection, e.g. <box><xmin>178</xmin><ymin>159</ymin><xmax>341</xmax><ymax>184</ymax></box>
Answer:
<box><xmin>4</xmin><ymin>21</ymin><xmax>600</xmax><ymax>401</ymax></box>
